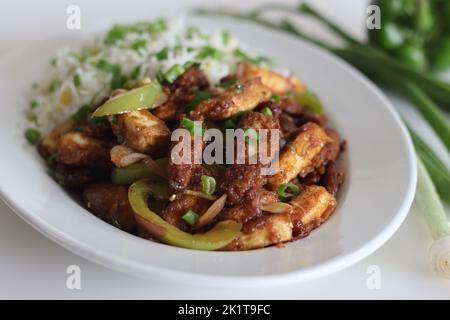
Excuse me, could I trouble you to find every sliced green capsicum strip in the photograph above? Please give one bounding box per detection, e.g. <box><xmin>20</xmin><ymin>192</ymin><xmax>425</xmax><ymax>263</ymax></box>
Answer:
<box><xmin>111</xmin><ymin>158</ymin><xmax>168</xmax><ymax>185</ymax></box>
<box><xmin>129</xmin><ymin>179</ymin><xmax>242</xmax><ymax>250</ymax></box>
<box><xmin>295</xmin><ymin>90</ymin><xmax>324</xmax><ymax>114</ymax></box>
<box><xmin>92</xmin><ymin>82</ymin><xmax>167</xmax><ymax>117</ymax></box>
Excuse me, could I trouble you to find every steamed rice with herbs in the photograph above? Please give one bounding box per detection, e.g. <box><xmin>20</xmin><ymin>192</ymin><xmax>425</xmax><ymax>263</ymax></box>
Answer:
<box><xmin>25</xmin><ymin>18</ymin><xmax>272</xmax><ymax>139</ymax></box>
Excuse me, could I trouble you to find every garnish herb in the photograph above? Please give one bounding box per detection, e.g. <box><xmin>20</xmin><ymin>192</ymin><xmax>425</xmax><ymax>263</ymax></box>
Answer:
<box><xmin>277</xmin><ymin>183</ymin><xmax>300</xmax><ymax>198</ymax></box>
<box><xmin>182</xmin><ymin>209</ymin><xmax>199</xmax><ymax>226</ymax></box>
<box><xmin>48</xmin><ymin>79</ymin><xmax>62</xmax><ymax>93</ymax></box>
<box><xmin>156</xmin><ymin>47</ymin><xmax>169</xmax><ymax>61</ymax></box>
<box><xmin>181</xmin><ymin>118</ymin><xmax>204</xmax><ymax>136</ymax></box>
<box><xmin>261</xmin><ymin>107</ymin><xmax>273</xmax><ymax>117</ymax></box>
<box><xmin>187</xmin><ymin>90</ymin><xmax>211</xmax><ymax>112</ymax></box>
<box><xmin>73</xmin><ymin>74</ymin><xmax>81</xmax><ymax>87</ymax></box>
<box><xmin>24</xmin><ymin>128</ymin><xmax>41</xmax><ymax>145</ymax></box>
<box><xmin>201</xmin><ymin>175</ymin><xmax>217</xmax><ymax>195</ymax></box>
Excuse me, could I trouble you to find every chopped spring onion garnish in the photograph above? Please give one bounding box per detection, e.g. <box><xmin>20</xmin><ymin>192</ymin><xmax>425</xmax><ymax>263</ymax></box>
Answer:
<box><xmin>415</xmin><ymin>156</ymin><xmax>450</xmax><ymax>279</ymax></box>
<box><xmin>243</xmin><ymin>128</ymin><xmax>259</xmax><ymax>145</ymax></box>
<box><xmin>234</xmin><ymin>83</ymin><xmax>244</xmax><ymax>93</ymax></box>
<box><xmin>97</xmin><ymin>59</ymin><xmax>120</xmax><ymax>74</ymax></box>
<box><xmin>187</xmin><ymin>90</ymin><xmax>211</xmax><ymax>111</ymax></box>
<box><xmin>222</xmin><ymin>31</ymin><xmax>230</xmax><ymax>45</ymax></box>
<box><xmin>163</xmin><ymin>64</ymin><xmax>184</xmax><ymax>83</ymax></box>
<box><xmin>277</xmin><ymin>183</ymin><xmax>300</xmax><ymax>198</ymax></box>
<box><xmin>130</xmin><ymin>65</ymin><xmax>141</xmax><ymax>80</ymax></box>
<box><xmin>270</xmin><ymin>94</ymin><xmax>280</xmax><ymax>103</ymax></box>
<box><xmin>156</xmin><ymin>47</ymin><xmax>169</xmax><ymax>61</ymax></box>
<box><xmin>48</xmin><ymin>79</ymin><xmax>62</xmax><ymax>93</ymax></box>
<box><xmin>261</xmin><ymin>107</ymin><xmax>273</xmax><ymax>117</ymax></box>
<box><xmin>132</xmin><ymin>39</ymin><xmax>147</xmax><ymax>51</ymax></box>
<box><xmin>181</xmin><ymin>118</ymin><xmax>204</xmax><ymax>136</ymax></box>
<box><xmin>182</xmin><ymin>209</ymin><xmax>199</xmax><ymax>226</ymax></box>
<box><xmin>219</xmin><ymin>78</ymin><xmax>237</xmax><ymax>88</ymax></box>
<box><xmin>96</xmin><ymin>59</ymin><xmax>124</xmax><ymax>89</ymax></box>
<box><xmin>73</xmin><ymin>74</ymin><xmax>81</xmax><ymax>87</ymax></box>
<box><xmin>117</xmin><ymin>135</ymin><xmax>128</xmax><ymax>145</ymax></box>
<box><xmin>92</xmin><ymin>82</ymin><xmax>166</xmax><ymax>117</ymax></box>
<box><xmin>30</xmin><ymin>100</ymin><xmax>38</xmax><ymax>109</ymax></box>
<box><xmin>197</xmin><ymin>46</ymin><xmax>224</xmax><ymax>60</ymax></box>
<box><xmin>71</xmin><ymin>105</ymin><xmax>91</xmax><ymax>123</ymax></box>
<box><xmin>201</xmin><ymin>175</ymin><xmax>216</xmax><ymax>195</ymax></box>
<box><xmin>24</xmin><ymin>128</ymin><xmax>41</xmax><ymax>145</ymax></box>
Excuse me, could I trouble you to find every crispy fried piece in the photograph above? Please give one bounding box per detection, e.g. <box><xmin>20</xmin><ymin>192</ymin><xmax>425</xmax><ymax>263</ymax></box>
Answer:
<box><xmin>110</xmin><ymin>110</ymin><xmax>171</xmax><ymax>155</ymax></box>
<box><xmin>222</xmin><ymin>164</ymin><xmax>266</xmax><ymax>206</ymax></box>
<box><xmin>153</xmin><ymin>100</ymin><xmax>177</xmax><ymax>121</ymax></box>
<box><xmin>221</xmin><ymin>112</ymin><xmax>280</xmax><ymax>205</ymax></box>
<box><xmin>172</xmin><ymin>67</ymin><xmax>209</xmax><ymax>91</ymax></box>
<box><xmin>38</xmin><ymin>119</ymin><xmax>75</xmax><ymax>159</ymax></box>
<box><xmin>57</xmin><ymin>131</ymin><xmax>113</xmax><ymax>168</ymax></box>
<box><xmin>225</xmin><ymin>212</ymin><xmax>293</xmax><ymax>250</ymax></box>
<box><xmin>290</xmin><ymin>185</ymin><xmax>337</xmax><ymax>238</ymax></box>
<box><xmin>167</xmin><ymin>121</ymin><xmax>206</xmax><ymax>191</ymax></box>
<box><xmin>191</xmin><ymin>78</ymin><xmax>271</xmax><ymax>120</ymax></box>
<box><xmin>154</xmin><ymin>68</ymin><xmax>209</xmax><ymax>121</ymax></box>
<box><xmin>237</xmin><ymin>62</ymin><xmax>304</xmax><ymax>95</ymax></box>
<box><xmin>221</xmin><ymin>190</ymin><xmax>279</xmax><ymax>223</ymax></box>
<box><xmin>83</xmin><ymin>183</ymin><xmax>137</xmax><ymax>233</ymax></box>
<box><xmin>268</xmin><ymin>122</ymin><xmax>331</xmax><ymax>190</ymax></box>
<box><xmin>322</xmin><ymin>162</ymin><xmax>345</xmax><ymax>196</ymax></box>
<box><xmin>161</xmin><ymin>193</ymin><xmax>212</xmax><ymax>231</ymax></box>
<box><xmin>52</xmin><ymin>163</ymin><xmax>107</xmax><ymax>188</ymax></box>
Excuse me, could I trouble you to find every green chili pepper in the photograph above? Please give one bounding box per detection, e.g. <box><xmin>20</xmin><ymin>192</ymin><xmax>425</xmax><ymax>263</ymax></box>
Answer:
<box><xmin>92</xmin><ymin>82</ymin><xmax>166</xmax><ymax>117</ymax></box>
<box><xmin>128</xmin><ymin>179</ymin><xmax>242</xmax><ymax>250</ymax></box>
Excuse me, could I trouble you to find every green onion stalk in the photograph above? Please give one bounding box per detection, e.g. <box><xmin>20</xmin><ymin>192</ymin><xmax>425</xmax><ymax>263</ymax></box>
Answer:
<box><xmin>415</xmin><ymin>156</ymin><xmax>450</xmax><ymax>279</ymax></box>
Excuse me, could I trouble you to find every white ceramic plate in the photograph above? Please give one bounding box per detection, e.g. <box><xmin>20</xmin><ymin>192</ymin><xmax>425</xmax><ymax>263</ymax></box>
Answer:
<box><xmin>0</xmin><ymin>16</ymin><xmax>416</xmax><ymax>287</ymax></box>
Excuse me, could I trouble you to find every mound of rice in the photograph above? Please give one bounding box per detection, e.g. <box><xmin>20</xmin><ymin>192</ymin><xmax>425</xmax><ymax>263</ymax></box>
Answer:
<box><xmin>26</xmin><ymin>17</ymin><xmax>273</xmax><ymax>135</ymax></box>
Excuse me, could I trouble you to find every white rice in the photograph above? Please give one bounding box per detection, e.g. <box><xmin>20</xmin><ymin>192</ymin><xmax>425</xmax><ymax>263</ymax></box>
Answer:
<box><xmin>27</xmin><ymin>17</ymin><xmax>271</xmax><ymax>135</ymax></box>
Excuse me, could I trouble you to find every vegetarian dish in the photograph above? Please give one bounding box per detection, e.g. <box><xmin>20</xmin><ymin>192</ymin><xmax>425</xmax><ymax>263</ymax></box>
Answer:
<box><xmin>25</xmin><ymin>19</ymin><xmax>345</xmax><ymax>251</ymax></box>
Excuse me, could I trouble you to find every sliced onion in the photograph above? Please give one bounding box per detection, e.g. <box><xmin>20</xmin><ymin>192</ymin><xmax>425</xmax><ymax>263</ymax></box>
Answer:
<box><xmin>195</xmin><ymin>194</ymin><xmax>227</xmax><ymax>229</ymax></box>
<box><xmin>110</xmin><ymin>145</ymin><xmax>147</xmax><ymax>168</ymax></box>
<box><xmin>261</xmin><ymin>202</ymin><xmax>293</xmax><ymax>214</ymax></box>
<box><xmin>184</xmin><ymin>189</ymin><xmax>219</xmax><ymax>201</ymax></box>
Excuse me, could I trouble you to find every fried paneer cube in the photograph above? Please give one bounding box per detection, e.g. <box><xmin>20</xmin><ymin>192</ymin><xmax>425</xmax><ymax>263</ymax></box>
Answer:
<box><xmin>191</xmin><ymin>78</ymin><xmax>271</xmax><ymax>120</ymax></box>
<box><xmin>110</xmin><ymin>110</ymin><xmax>171</xmax><ymax>155</ymax></box>
<box><xmin>269</xmin><ymin>122</ymin><xmax>331</xmax><ymax>189</ymax></box>
<box><xmin>226</xmin><ymin>212</ymin><xmax>293</xmax><ymax>250</ymax></box>
<box><xmin>237</xmin><ymin>62</ymin><xmax>304</xmax><ymax>95</ymax></box>
<box><xmin>83</xmin><ymin>183</ymin><xmax>137</xmax><ymax>232</ymax></box>
<box><xmin>57</xmin><ymin>131</ymin><xmax>113</xmax><ymax>168</ymax></box>
<box><xmin>290</xmin><ymin>185</ymin><xmax>337</xmax><ymax>237</ymax></box>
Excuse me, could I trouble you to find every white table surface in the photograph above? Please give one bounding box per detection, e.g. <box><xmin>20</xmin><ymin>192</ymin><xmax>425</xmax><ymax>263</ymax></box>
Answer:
<box><xmin>0</xmin><ymin>0</ymin><xmax>449</xmax><ymax>299</ymax></box>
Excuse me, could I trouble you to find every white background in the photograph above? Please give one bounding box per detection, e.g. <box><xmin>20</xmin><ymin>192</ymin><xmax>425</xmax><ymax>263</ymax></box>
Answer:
<box><xmin>0</xmin><ymin>0</ymin><xmax>449</xmax><ymax>299</ymax></box>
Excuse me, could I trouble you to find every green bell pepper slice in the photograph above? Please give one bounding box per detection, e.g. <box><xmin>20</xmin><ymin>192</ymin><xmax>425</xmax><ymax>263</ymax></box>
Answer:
<box><xmin>111</xmin><ymin>158</ymin><xmax>168</xmax><ymax>185</ymax></box>
<box><xmin>92</xmin><ymin>82</ymin><xmax>167</xmax><ymax>117</ymax></box>
<box><xmin>295</xmin><ymin>90</ymin><xmax>324</xmax><ymax>114</ymax></box>
<box><xmin>129</xmin><ymin>179</ymin><xmax>242</xmax><ymax>250</ymax></box>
